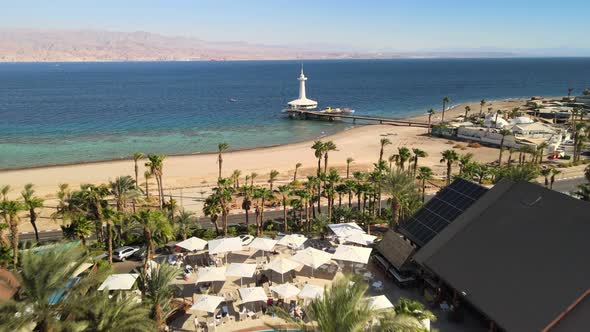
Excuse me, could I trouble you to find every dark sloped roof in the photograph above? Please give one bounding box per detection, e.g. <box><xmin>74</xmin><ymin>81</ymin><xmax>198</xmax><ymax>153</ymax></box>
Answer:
<box><xmin>547</xmin><ymin>290</ymin><xmax>590</xmax><ymax>332</ymax></box>
<box><xmin>399</xmin><ymin>178</ymin><xmax>488</xmax><ymax>247</ymax></box>
<box><xmin>376</xmin><ymin>230</ymin><xmax>415</xmax><ymax>271</ymax></box>
<box><xmin>414</xmin><ymin>180</ymin><xmax>590</xmax><ymax>332</ymax></box>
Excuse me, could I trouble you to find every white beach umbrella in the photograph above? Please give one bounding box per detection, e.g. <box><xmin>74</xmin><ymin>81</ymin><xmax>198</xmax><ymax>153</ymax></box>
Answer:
<box><xmin>367</xmin><ymin>295</ymin><xmax>394</xmax><ymax>311</ymax></box>
<box><xmin>208</xmin><ymin>237</ymin><xmax>244</xmax><ymax>255</ymax></box>
<box><xmin>98</xmin><ymin>274</ymin><xmax>139</xmax><ymax>291</ymax></box>
<box><xmin>248</xmin><ymin>237</ymin><xmax>278</xmax><ymax>254</ymax></box>
<box><xmin>238</xmin><ymin>287</ymin><xmax>268</xmax><ymax>304</ymax></box>
<box><xmin>176</xmin><ymin>236</ymin><xmax>207</xmax><ymax>251</ymax></box>
<box><xmin>196</xmin><ymin>266</ymin><xmax>227</xmax><ymax>283</ymax></box>
<box><xmin>298</xmin><ymin>284</ymin><xmax>324</xmax><ymax>300</ymax></box>
<box><xmin>225</xmin><ymin>263</ymin><xmax>257</xmax><ymax>286</ymax></box>
<box><xmin>265</xmin><ymin>257</ymin><xmax>303</xmax><ymax>283</ymax></box>
<box><xmin>270</xmin><ymin>283</ymin><xmax>300</xmax><ymax>299</ymax></box>
<box><xmin>327</xmin><ymin>222</ymin><xmax>365</xmax><ymax>238</ymax></box>
<box><xmin>332</xmin><ymin>245</ymin><xmax>372</xmax><ymax>264</ymax></box>
<box><xmin>290</xmin><ymin>247</ymin><xmax>333</xmax><ymax>277</ymax></box>
<box><xmin>342</xmin><ymin>233</ymin><xmax>377</xmax><ymax>246</ymax></box>
<box><xmin>191</xmin><ymin>294</ymin><xmax>225</xmax><ymax>313</ymax></box>
<box><xmin>277</xmin><ymin>234</ymin><xmax>308</xmax><ymax>249</ymax></box>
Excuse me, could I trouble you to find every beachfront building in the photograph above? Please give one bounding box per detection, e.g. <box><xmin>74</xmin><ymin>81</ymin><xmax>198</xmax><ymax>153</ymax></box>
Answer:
<box><xmin>286</xmin><ymin>67</ymin><xmax>318</xmax><ymax>111</ymax></box>
<box><xmin>413</xmin><ymin>180</ymin><xmax>590</xmax><ymax>332</ymax></box>
<box><xmin>575</xmin><ymin>89</ymin><xmax>590</xmax><ymax>107</ymax></box>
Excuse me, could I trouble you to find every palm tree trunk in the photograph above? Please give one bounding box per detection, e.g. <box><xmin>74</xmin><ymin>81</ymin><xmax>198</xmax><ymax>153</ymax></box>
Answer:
<box><xmin>391</xmin><ymin>197</ymin><xmax>401</xmax><ymax>231</ymax></box>
<box><xmin>348</xmin><ymin>191</ymin><xmax>352</xmax><ymax>208</ymax></box>
<box><xmin>107</xmin><ymin>221</ymin><xmax>113</xmax><ymax>263</ymax></box>
<box><xmin>218</xmin><ymin>155</ymin><xmax>223</xmax><ymax>179</ymax></box>
<box><xmin>134</xmin><ymin>162</ymin><xmax>139</xmax><ymax>187</ymax></box>
<box><xmin>158</xmin><ymin>174</ymin><xmax>165</xmax><ymax>208</ymax></box>
<box><xmin>10</xmin><ymin>219</ymin><xmax>18</xmax><ymax>268</ymax></box>
<box><xmin>283</xmin><ymin>201</ymin><xmax>288</xmax><ymax>233</ymax></box>
<box><xmin>143</xmin><ymin>226</ymin><xmax>153</xmax><ymax>271</ymax></box>
<box><xmin>245</xmin><ymin>208</ymin><xmax>250</xmax><ymax>228</ymax></box>
<box><xmin>422</xmin><ymin>179</ymin><xmax>426</xmax><ymax>203</ymax></box>
<box><xmin>222</xmin><ymin>209</ymin><xmax>228</xmax><ymax>236</ymax></box>
<box><xmin>30</xmin><ymin>210</ymin><xmax>40</xmax><ymax>243</ymax></box>
<box><xmin>447</xmin><ymin>163</ymin><xmax>452</xmax><ymax>185</ymax></box>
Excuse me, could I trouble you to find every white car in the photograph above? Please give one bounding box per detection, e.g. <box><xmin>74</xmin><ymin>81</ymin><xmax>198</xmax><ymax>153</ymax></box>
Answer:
<box><xmin>239</xmin><ymin>234</ymin><xmax>255</xmax><ymax>246</ymax></box>
<box><xmin>113</xmin><ymin>246</ymin><xmax>139</xmax><ymax>262</ymax></box>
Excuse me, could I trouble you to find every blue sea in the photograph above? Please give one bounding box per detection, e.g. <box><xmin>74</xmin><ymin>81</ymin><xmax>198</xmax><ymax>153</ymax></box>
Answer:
<box><xmin>1</xmin><ymin>58</ymin><xmax>589</xmax><ymax>169</ymax></box>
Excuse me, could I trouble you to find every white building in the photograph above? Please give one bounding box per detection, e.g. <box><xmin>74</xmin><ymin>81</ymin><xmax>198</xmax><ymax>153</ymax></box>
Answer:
<box><xmin>287</xmin><ymin>67</ymin><xmax>318</xmax><ymax>110</ymax></box>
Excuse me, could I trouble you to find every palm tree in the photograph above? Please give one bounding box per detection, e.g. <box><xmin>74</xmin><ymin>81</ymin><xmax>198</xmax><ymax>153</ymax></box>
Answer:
<box><xmin>388</xmin><ymin>154</ymin><xmax>399</xmax><ymax>170</ymax></box>
<box><xmin>379</xmin><ymin>138</ymin><xmax>392</xmax><ymax>162</ymax></box>
<box><xmin>144</xmin><ymin>170</ymin><xmax>152</xmax><ymax>200</ymax></box>
<box><xmin>0</xmin><ymin>185</ymin><xmax>10</xmax><ymax>202</ymax></box>
<box><xmin>277</xmin><ymin>185</ymin><xmax>291</xmax><ymax>233</ymax></box>
<box><xmin>323</xmin><ymin>141</ymin><xmax>337</xmax><ymax>173</ymax></box>
<box><xmin>217</xmin><ymin>142</ymin><xmax>229</xmax><ymax>179</ymax></box>
<box><xmin>203</xmin><ymin>194</ymin><xmax>222</xmax><ymax>236</ymax></box>
<box><xmin>344</xmin><ymin>179</ymin><xmax>356</xmax><ymax>208</ymax></box>
<box><xmin>250</xmin><ymin>172</ymin><xmax>258</xmax><ymax>186</ymax></box>
<box><xmin>0</xmin><ymin>200</ymin><xmax>24</xmax><ymax>268</ymax></box>
<box><xmin>411</xmin><ymin>148</ymin><xmax>427</xmax><ymax>176</ymax></box>
<box><xmin>382</xmin><ymin>169</ymin><xmax>420</xmax><ymax>230</ymax></box>
<box><xmin>440</xmin><ymin>149</ymin><xmax>459</xmax><ymax>185</ymax></box>
<box><xmin>427</xmin><ymin>109</ymin><xmax>435</xmax><ymax>135</ymax></box>
<box><xmin>441</xmin><ymin>96</ymin><xmax>450</xmax><ymax>122</ymax></box>
<box><xmin>175</xmin><ymin>209</ymin><xmax>198</xmax><ymax>240</ymax></box>
<box><xmin>550</xmin><ymin>168</ymin><xmax>561</xmax><ymax>189</ymax></box>
<box><xmin>416</xmin><ymin>167</ymin><xmax>433</xmax><ymax>203</ymax></box>
<box><xmin>464</xmin><ymin>105</ymin><xmax>471</xmax><ymax>119</ymax></box>
<box><xmin>311</xmin><ymin>141</ymin><xmax>325</xmax><ymax>176</ymax></box>
<box><xmin>78</xmin><ymin>291</ymin><xmax>155</xmax><ymax>332</ymax></box>
<box><xmin>231</xmin><ymin>169</ymin><xmax>242</xmax><ymax>189</ymax></box>
<box><xmin>138</xmin><ymin>263</ymin><xmax>180</xmax><ymax>330</ymax></box>
<box><xmin>253</xmin><ymin>187</ymin><xmax>273</xmax><ymax>235</ymax></box>
<box><xmin>215</xmin><ymin>178</ymin><xmax>234</xmax><ymax>236</ymax></box>
<box><xmin>479</xmin><ymin>99</ymin><xmax>486</xmax><ymax>117</ymax></box>
<box><xmin>133</xmin><ymin>152</ymin><xmax>144</xmax><ymax>186</ymax></box>
<box><xmin>293</xmin><ymin>162</ymin><xmax>302</xmax><ymax>183</ymax></box>
<box><xmin>536</xmin><ymin>142</ymin><xmax>549</xmax><ymax>164</ymax></box>
<box><xmin>567</xmin><ymin>87</ymin><xmax>574</xmax><ymax>97</ymax></box>
<box><xmin>346</xmin><ymin>157</ymin><xmax>354</xmax><ymax>179</ymax></box>
<box><xmin>540</xmin><ymin>168</ymin><xmax>551</xmax><ymax>188</ymax></box>
<box><xmin>458</xmin><ymin>152</ymin><xmax>474</xmax><ymax>174</ymax></box>
<box><xmin>498</xmin><ymin>129</ymin><xmax>513</xmax><ymax>165</ymax></box>
<box><xmin>21</xmin><ymin>183</ymin><xmax>44</xmax><ymax>243</ymax></box>
<box><xmin>397</xmin><ymin>147</ymin><xmax>411</xmax><ymax>171</ymax></box>
<box><xmin>110</xmin><ymin>175</ymin><xmax>142</xmax><ymax>212</ymax></box>
<box><xmin>394</xmin><ymin>298</ymin><xmax>437</xmax><ymax>323</ymax></box>
<box><xmin>240</xmin><ymin>185</ymin><xmax>253</xmax><ymax>229</ymax></box>
<box><xmin>61</xmin><ymin>215</ymin><xmax>93</xmax><ymax>247</ymax></box>
<box><xmin>145</xmin><ymin>154</ymin><xmax>166</xmax><ymax>208</ymax></box>
<box><xmin>268</xmin><ymin>169</ymin><xmax>279</xmax><ymax>191</ymax></box>
<box><xmin>133</xmin><ymin>209</ymin><xmax>173</xmax><ymax>269</ymax></box>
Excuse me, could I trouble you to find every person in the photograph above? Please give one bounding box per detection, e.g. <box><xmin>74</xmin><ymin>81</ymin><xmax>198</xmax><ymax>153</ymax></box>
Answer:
<box><xmin>193</xmin><ymin>316</ymin><xmax>199</xmax><ymax>330</ymax></box>
<box><xmin>266</xmin><ymin>298</ymin><xmax>274</xmax><ymax>307</ymax></box>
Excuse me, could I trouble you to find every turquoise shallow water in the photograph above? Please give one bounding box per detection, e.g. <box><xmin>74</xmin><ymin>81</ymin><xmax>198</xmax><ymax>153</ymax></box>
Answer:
<box><xmin>1</xmin><ymin>58</ymin><xmax>590</xmax><ymax>169</ymax></box>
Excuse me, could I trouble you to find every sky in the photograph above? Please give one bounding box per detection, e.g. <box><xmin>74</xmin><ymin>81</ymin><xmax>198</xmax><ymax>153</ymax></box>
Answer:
<box><xmin>3</xmin><ymin>0</ymin><xmax>590</xmax><ymax>52</ymax></box>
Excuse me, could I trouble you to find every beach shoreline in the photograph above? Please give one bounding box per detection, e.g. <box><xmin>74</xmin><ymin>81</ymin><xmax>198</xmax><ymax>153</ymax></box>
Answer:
<box><xmin>0</xmin><ymin>97</ymin><xmax>528</xmax><ymax>200</ymax></box>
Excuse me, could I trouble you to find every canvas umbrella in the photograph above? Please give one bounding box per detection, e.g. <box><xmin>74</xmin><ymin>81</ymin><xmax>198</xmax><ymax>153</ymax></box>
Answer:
<box><xmin>97</xmin><ymin>274</ymin><xmax>139</xmax><ymax>291</ymax></box>
<box><xmin>342</xmin><ymin>233</ymin><xmax>377</xmax><ymax>246</ymax></box>
<box><xmin>270</xmin><ymin>283</ymin><xmax>300</xmax><ymax>299</ymax></box>
<box><xmin>290</xmin><ymin>247</ymin><xmax>333</xmax><ymax>277</ymax></box>
<box><xmin>176</xmin><ymin>236</ymin><xmax>207</xmax><ymax>251</ymax></box>
<box><xmin>265</xmin><ymin>257</ymin><xmax>302</xmax><ymax>283</ymax></box>
<box><xmin>298</xmin><ymin>284</ymin><xmax>324</xmax><ymax>300</ymax></box>
<box><xmin>367</xmin><ymin>295</ymin><xmax>393</xmax><ymax>310</ymax></box>
<box><xmin>225</xmin><ymin>263</ymin><xmax>257</xmax><ymax>286</ymax></box>
<box><xmin>191</xmin><ymin>294</ymin><xmax>225</xmax><ymax>313</ymax></box>
<box><xmin>196</xmin><ymin>266</ymin><xmax>227</xmax><ymax>283</ymax></box>
<box><xmin>327</xmin><ymin>222</ymin><xmax>365</xmax><ymax>238</ymax></box>
<box><xmin>208</xmin><ymin>237</ymin><xmax>244</xmax><ymax>264</ymax></box>
<box><xmin>332</xmin><ymin>245</ymin><xmax>372</xmax><ymax>264</ymax></box>
<box><xmin>238</xmin><ymin>287</ymin><xmax>268</xmax><ymax>304</ymax></box>
<box><xmin>276</xmin><ymin>234</ymin><xmax>308</xmax><ymax>249</ymax></box>
<box><xmin>248</xmin><ymin>237</ymin><xmax>278</xmax><ymax>257</ymax></box>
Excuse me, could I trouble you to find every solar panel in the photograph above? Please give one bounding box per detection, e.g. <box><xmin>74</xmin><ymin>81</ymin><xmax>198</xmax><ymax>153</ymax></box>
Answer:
<box><xmin>399</xmin><ymin>178</ymin><xmax>488</xmax><ymax>247</ymax></box>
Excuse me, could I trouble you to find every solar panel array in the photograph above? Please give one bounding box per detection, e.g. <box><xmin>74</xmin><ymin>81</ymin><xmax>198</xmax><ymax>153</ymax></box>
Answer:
<box><xmin>400</xmin><ymin>178</ymin><xmax>488</xmax><ymax>247</ymax></box>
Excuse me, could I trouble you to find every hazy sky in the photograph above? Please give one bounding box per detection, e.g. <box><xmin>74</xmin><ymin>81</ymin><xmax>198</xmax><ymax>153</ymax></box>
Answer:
<box><xmin>4</xmin><ymin>0</ymin><xmax>590</xmax><ymax>51</ymax></box>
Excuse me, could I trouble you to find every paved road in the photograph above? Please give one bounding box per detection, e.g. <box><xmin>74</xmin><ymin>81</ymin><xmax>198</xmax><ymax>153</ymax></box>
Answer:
<box><xmin>19</xmin><ymin>177</ymin><xmax>588</xmax><ymax>243</ymax></box>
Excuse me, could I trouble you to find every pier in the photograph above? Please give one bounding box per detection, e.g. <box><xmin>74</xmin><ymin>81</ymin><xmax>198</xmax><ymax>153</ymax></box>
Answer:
<box><xmin>287</xmin><ymin>110</ymin><xmax>431</xmax><ymax>128</ymax></box>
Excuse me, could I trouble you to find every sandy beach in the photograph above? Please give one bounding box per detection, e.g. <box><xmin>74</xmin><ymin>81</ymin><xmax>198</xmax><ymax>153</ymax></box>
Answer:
<box><xmin>0</xmin><ymin>98</ymin><xmax>528</xmax><ymax>200</ymax></box>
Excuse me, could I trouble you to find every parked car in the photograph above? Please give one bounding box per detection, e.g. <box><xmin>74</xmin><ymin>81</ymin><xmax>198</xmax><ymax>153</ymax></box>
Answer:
<box><xmin>113</xmin><ymin>246</ymin><xmax>139</xmax><ymax>262</ymax></box>
<box><xmin>239</xmin><ymin>234</ymin><xmax>255</xmax><ymax>246</ymax></box>
<box><xmin>129</xmin><ymin>247</ymin><xmax>147</xmax><ymax>261</ymax></box>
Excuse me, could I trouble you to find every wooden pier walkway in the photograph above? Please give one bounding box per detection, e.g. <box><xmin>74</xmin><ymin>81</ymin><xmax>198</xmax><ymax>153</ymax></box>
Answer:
<box><xmin>289</xmin><ymin>110</ymin><xmax>431</xmax><ymax>128</ymax></box>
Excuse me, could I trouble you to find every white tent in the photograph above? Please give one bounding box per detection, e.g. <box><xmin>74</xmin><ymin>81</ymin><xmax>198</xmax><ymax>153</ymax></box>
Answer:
<box><xmin>196</xmin><ymin>266</ymin><xmax>227</xmax><ymax>283</ymax></box>
<box><xmin>277</xmin><ymin>234</ymin><xmax>308</xmax><ymax>249</ymax></box>
<box><xmin>176</xmin><ymin>236</ymin><xmax>207</xmax><ymax>251</ymax></box>
<box><xmin>367</xmin><ymin>295</ymin><xmax>394</xmax><ymax>310</ymax></box>
<box><xmin>208</xmin><ymin>237</ymin><xmax>243</xmax><ymax>255</ymax></box>
<box><xmin>265</xmin><ymin>257</ymin><xmax>303</xmax><ymax>283</ymax></box>
<box><xmin>191</xmin><ymin>294</ymin><xmax>225</xmax><ymax>313</ymax></box>
<box><xmin>327</xmin><ymin>222</ymin><xmax>365</xmax><ymax>238</ymax></box>
<box><xmin>270</xmin><ymin>283</ymin><xmax>300</xmax><ymax>299</ymax></box>
<box><xmin>238</xmin><ymin>287</ymin><xmax>268</xmax><ymax>303</ymax></box>
<box><xmin>248</xmin><ymin>237</ymin><xmax>278</xmax><ymax>253</ymax></box>
<box><xmin>332</xmin><ymin>245</ymin><xmax>372</xmax><ymax>264</ymax></box>
<box><xmin>298</xmin><ymin>284</ymin><xmax>324</xmax><ymax>300</ymax></box>
<box><xmin>342</xmin><ymin>233</ymin><xmax>377</xmax><ymax>246</ymax></box>
<box><xmin>291</xmin><ymin>247</ymin><xmax>333</xmax><ymax>277</ymax></box>
<box><xmin>98</xmin><ymin>274</ymin><xmax>139</xmax><ymax>291</ymax></box>
<box><xmin>225</xmin><ymin>263</ymin><xmax>257</xmax><ymax>286</ymax></box>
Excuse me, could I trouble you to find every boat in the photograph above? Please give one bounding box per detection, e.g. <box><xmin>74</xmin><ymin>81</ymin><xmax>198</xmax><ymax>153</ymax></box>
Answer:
<box><xmin>318</xmin><ymin>107</ymin><xmax>355</xmax><ymax>115</ymax></box>
<box><xmin>228</xmin><ymin>98</ymin><xmax>238</xmax><ymax>103</ymax></box>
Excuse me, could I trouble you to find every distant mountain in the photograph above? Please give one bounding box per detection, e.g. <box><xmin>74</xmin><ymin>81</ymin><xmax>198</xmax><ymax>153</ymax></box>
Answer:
<box><xmin>0</xmin><ymin>28</ymin><xmax>555</xmax><ymax>62</ymax></box>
